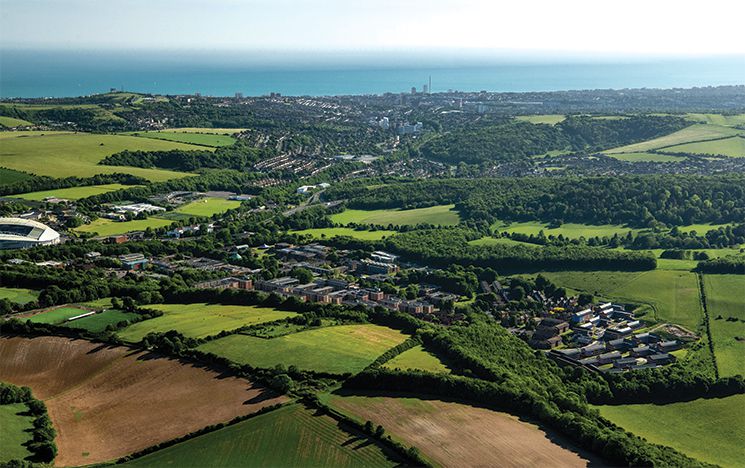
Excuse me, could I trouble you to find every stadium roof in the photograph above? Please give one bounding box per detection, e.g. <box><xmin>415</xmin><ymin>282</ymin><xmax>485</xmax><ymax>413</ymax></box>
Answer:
<box><xmin>0</xmin><ymin>217</ymin><xmax>60</xmax><ymax>243</ymax></box>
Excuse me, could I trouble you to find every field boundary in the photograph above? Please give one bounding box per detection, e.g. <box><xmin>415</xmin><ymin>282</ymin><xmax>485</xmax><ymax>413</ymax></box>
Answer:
<box><xmin>697</xmin><ymin>273</ymin><xmax>719</xmax><ymax>379</ymax></box>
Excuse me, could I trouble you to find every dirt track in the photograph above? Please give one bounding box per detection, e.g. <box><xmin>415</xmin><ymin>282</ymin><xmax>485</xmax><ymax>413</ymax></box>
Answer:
<box><xmin>328</xmin><ymin>394</ymin><xmax>597</xmax><ymax>468</ymax></box>
<box><xmin>0</xmin><ymin>336</ymin><xmax>286</xmax><ymax>467</ymax></box>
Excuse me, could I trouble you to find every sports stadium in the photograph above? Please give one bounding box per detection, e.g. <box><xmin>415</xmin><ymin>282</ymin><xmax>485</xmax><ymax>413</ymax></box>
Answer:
<box><xmin>0</xmin><ymin>217</ymin><xmax>61</xmax><ymax>250</ymax></box>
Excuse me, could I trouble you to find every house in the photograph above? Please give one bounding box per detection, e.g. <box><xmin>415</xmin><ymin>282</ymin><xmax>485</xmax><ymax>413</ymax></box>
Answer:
<box><xmin>630</xmin><ymin>345</ymin><xmax>653</xmax><ymax>357</ymax></box>
<box><xmin>571</xmin><ymin>309</ymin><xmax>593</xmax><ymax>324</ymax></box>
<box><xmin>580</xmin><ymin>343</ymin><xmax>605</xmax><ymax>357</ymax></box>
<box><xmin>119</xmin><ymin>253</ymin><xmax>148</xmax><ymax>270</ymax></box>
<box><xmin>597</xmin><ymin>351</ymin><xmax>622</xmax><ymax>364</ymax></box>
<box><xmin>614</xmin><ymin>357</ymin><xmax>639</xmax><ymax>369</ymax></box>
<box><xmin>530</xmin><ymin>334</ymin><xmax>562</xmax><ymax>349</ymax></box>
<box><xmin>647</xmin><ymin>353</ymin><xmax>675</xmax><ymax>365</ymax></box>
<box><xmin>657</xmin><ymin>340</ymin><xmax>682</xmax><ymax>352</ymax></box>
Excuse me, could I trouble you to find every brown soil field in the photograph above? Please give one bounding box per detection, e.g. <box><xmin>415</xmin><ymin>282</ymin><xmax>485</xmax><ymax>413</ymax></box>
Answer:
<box><xmin>326</xmin><ymin>393</ymin><xmax>599</xmax><ymax>468</ymax></box>
<box><xmin>0</xmin><ymin>336</ymin><xmax>286</xmax><ymax>467</ymax></box>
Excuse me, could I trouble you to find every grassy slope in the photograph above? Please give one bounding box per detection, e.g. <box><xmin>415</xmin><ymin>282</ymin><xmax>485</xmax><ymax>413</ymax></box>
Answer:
<box><xmin>128</xmin><ymin>131</ymin><xmax>236</xmax><ymax>147</ymax></box>
<box><xmin>123</xmin><ymin>404</ymin><xmax>399</xmax><ymax>468</ymax></box>
<box><xmin>74</xmin><ymin>217</ymin><xmax>175</xmax><ymax>236</ymax></box>
<box><xmin>292</xmin><ymin>227</ymin><xmax>398</xmax><ymax>241</ymax></box>
<box><xmin>199</xmin><ymin>324</ymin><xmax>408</xmax><ymax>374</ymax></box>
<box><xmin>331</xmin><ymin>204</ymin><xmax>460</xmax><ymax>227</ymax></box>
<box><xmin>12</xmin><ymin>183</ymin><xmax>137</xmax><ymax>201</ymax></box>
<box><xmin>0</xmin><ymin>403</ymin><xmax>35</xmax><ymax>463</ymax></box>
<box><xmin>27</xmin><ymin>307</ymin><xmax>90</xmax><ymax>325</ymax></box>
<box><xmin>595</xmin><ymin>395</ymin><xmax>745</xmax><ymax>468</ymax></box>
<box><xmin>0</xmin><ymin>167</ymin><xmax>33</xmax><ymax>186</ymax></box>
<box><xmin>607</xmin><ymin>152</ymin><xmax>686</xmax><ymax>162</ymax></box>
<box><xmin>704</xmin><ymin>274</ymin><xmax>745</xmax><ymax>377</ymax></box>
<box><xmin>62</xmin><ymin>310</ymin><xmax>139</xmax><ymax>333</ymax></box>
<box><xmin>606</xmin><ymin>124</ymin><xmax>742</xmax><ymax>154</ymax></box>
<box><xmin>0</xmin><ymin>132</ymin><xmax>205</xmax><ymax>181</ymax></box>
<box><xmin>171</xmin><ymin>198</ymin><xmax>241</xmax><ymax>217</ymax></box>
<box><xmin>0</xmin><ymin>116</ymin><xmax>34</xmax><ymax>127</ymax></box>
<box><xmin>664</xmin><ymin>136</ymin><xmax>745</xmax><ymax>158</ymax></box>
<box><xmin>491</xmin><ymin>220</ymin><xmax>639</xmax><ymax>239</ymax></box>
<box><xmin>0</xmin><ymin>287</ymin><xmax>39</xmax><ymax>304</ymax></box>
<box><xmin>117</xmin><ymin>303</ymin><xmax>297</xmax><ymax>342</ymax></box>
<box><xmin>383</xmin><ymin>345</ymin><xmax>452</xmax><ymax>373</ymax></box>
<box><xmin>515</xmin><ymin>114</ymin><xmax>566</xmax><ymax>125</ymax></box>
<box><xmin>163</xmin><ymin>127</ymin><xmax>246</xmax><ymax>134</ymax></box>
<box><xmin>684</xmin><ymin>113</ymin><xmax>745</xmax><ymax>127</ymax></box>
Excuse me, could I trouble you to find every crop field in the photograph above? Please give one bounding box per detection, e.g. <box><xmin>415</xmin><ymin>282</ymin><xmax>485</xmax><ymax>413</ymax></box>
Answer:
<box><xmin>128</xmin><ymin>131</ymin><xmax>236</xmax><ymax>147</ymax></box>
<box><xmin>491</xmin><ymin>220</ymin><xmax>639</xmax><ymax>239</ymax></box>
<box><xmin>0</xmin><ymin>287</ymin><xmax>39</xmax><ymax>304</ymax></box>
<box><xmin>0</xmin><ymin>131</ymin><xmax>205</xmax><ymax>181</ymax></box>
<box><xmin>74</xmin><ymin>217</ymin><xmax>175</xmax><ymax>236</ymax></box>
<box><xmin>199</xmin><ymin>324</ymin><xmax>409</xmax><ymax>374</ymax></box>
<box><xmin>605</xmin><ymin>124</ymin><xmax>742</xmax><ymax>154</ymax></box>
<box><xmin>324</xmin><ymin>393</ymin><xmax>597</xmax><ymax>467</ymax></box>
<box><xmin>123</xmin><ymin>404</ymin><xmax>401</xmax><ymax>467</ymax></box>
<box><xmin>12</xmin><ymin>183</ymin><xmax>137</xmax><ymax>201</ymax></box>
<box><xmin>0</xmin><ymin>336</ymin><xmax>286</xmax><ymax>467</ymax></box>
<box><xmin>382</xmin><ymin>345</ymin><xmax>452</xmax><ymax>373</ymax></box>
<box><xmin>292</xmin><ymin>227</ymin><xmax>398</xmax><ymax>241</ymax></box>
<box><xmin>0</xmin><ymin>116</ymin><xmax>33</xmax><ymax>127</ymax></box>
<box><xmin>171</xmin><ymin>197</ymin><xmax>242</xmax><ymax>217</ymax></box>
<box><xmin>541</xmin><ymin>270</ymin><xmax>702</xmax><ymax>329</ymax></box>
<box><xmin>0</xmin><ymin>403</ymin><xmax>35</xmax><ymax>463</ymax></box>
<box><xmin>595</xmin><ymin>394</ymin><xmax>745</xmax><ymax>468</ymax></box>
<box><xmin>703</xmin><ymin>274</ymin><xmax>745</xmax><ymax>377</ymax></box>
<box><xmin>62</xmin><ymin>310</ymin><xmax>139</xmax><ymax>333</ymax></box>
<box><xmin>607</xmin><ymin>152</ymin><xmax>686</xmax><ymax>162</ymax></box>
<box><xmin>330</xmin><ymin>204</ymin><xmax>460</xmax><ymax>227</ymax></box>
<box><xmin>0</xmin><ymin>167</ymin><xmax>32</xmax><ymax>185</ymax></box>
<box><xmin>117</xmin><ymin>303</ymin><xmax>298</xmax><ymax>342</ymax></box>
<box><xmin>663</xmin><ymin>136</ymin><xmax>745</xmax><ymax>158</ymax></box>
<box><xmin>515</xmin><ymin>114</ymin><xmax>566</xmax><ymax>125</ymax></box>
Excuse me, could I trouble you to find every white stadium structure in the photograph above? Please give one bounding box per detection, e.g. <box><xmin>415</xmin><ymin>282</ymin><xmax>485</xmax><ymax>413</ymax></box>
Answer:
<box><xmin>0</xmin><ymin>218</ymin><xmax>61</xmax><ymax>250</ymax></box>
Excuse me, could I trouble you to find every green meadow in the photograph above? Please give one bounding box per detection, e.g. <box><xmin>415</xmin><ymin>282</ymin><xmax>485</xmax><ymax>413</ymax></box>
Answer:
<box><xmin>171</xmin><ymin>197</ymin><xmax>242</xmax><ymax>217</ymax></box>
<box><xmin>595</xmin><ymin>395</ymin><xmax>745</xmax><ymax>468</ymax></box>
<box><xmin>0</xmin><ymin>287</ymin><xmax>39</xmax><ymax>304</ymax></box>
<box><xmin>607</xmin><ymin>152</ymin><xmax>686</xmax><ymax>162</ymax></box>
<box><xmin>0</xmin><ymin>167</ymin><xmax>33</xmax><ymax>186</ymax></box>
<box><xmin>117</xmin><ymin>303</ymin><xmax>298</xmax><ymax>342</ymax></box>
<box><xmin>128</xmin><ymin>131</ymin><xmax>237</xmax><ymax>147</ymax></box>
<box><xmin>0</xmin><ymin>116</ymin><xmax>33</xmax><ymax>127</ymax></box>
<box><xmin>606</xmin><ymin>124</ymin><xmax>742</xmax><ymax>154</ymax></box>
<box><xmin>27</xmin><ymin>306</ymin><xmax>91</xmax><ymax>325</ymax></box>
<box><xmin>331</xmin><ymin>204</ymin><xmax>460</xmax><ymax>227</ymax></box>
<box><xmin>491</xmin><ymin>220</ymin><xmax>639</xmax><ymax>239</ymax></box>
<box><xmin>199</xmin><ymin>324</ymin><xmax>408</xmax><ymax>374</ymax></box>
<box><xmin>163</xmin><ymin>127</ymin><xmax>246</xmax><ymax>135</ymax></box>
<box><xmin>74</xmin><ymin>217</ymin><xmax>175</xmax><ymax>236</ymax></box>
<box><xmin>383</xmin><ymin>345</ymin><xmax>452</xmax><ymax>373</ymax></box>
<box><xmin>703</xmin><ymin>274</ymin><xmax>745</xmax><ymax>377</ymax></box>
<box><xmin>515</xmin><ymin>114</ymin><xmax>566</xmax><ymax>125</ymax></box>
<box><xmin>123</xmin><ymin>404</ymin><xmax>400</xmax><ymax>467</ymax></box>
<box><xmin>292</xmin><ymin>227</ymin><xmax>398</xmax><ymax>241</ymax></box>
<box><xmin>0</xmin><ymin>403</ymin><xmax>35</xmax><ymax>463</ymax></box>
<box><xmin>62</xmin><ymin>310</ymin><xmax>139</xmax><ymax>333</ymax></box>
<box><xmin>684</xmin><ymin>113</ymin><xmax>745</xmax><ymax>127</ymax></box>
<box><xmin>0</xmin><ymin>131</ymin><xmax>204</xmax><ymax>181</ymax></box>
<box><xmin>12</xmin><ymin>183</ymin><xmax>136</xmax><ymax>201</ymax></box>
<box><xmin>663</xmin><ymin>136</ymin><xmax>745</xmax><ymax>158</ymax></box>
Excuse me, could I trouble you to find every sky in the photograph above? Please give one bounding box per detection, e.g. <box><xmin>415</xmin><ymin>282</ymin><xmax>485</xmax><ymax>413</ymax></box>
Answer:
<box><xmin>1</xmin><ymin>0</ymin><xmax>745</xmax><ymax>57</ymax></box>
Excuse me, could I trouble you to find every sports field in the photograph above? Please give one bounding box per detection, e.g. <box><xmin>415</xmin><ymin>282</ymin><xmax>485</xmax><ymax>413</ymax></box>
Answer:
<box><xmin>128</xmin><ymin>131</ymin><xmax>236</xmax><ymax>147</ymax></box>
<box><xmin>62</xmin><ymin>310</ymin><xmax>139</xmax><ymax>333</ymax></box>
<box><xmin>123</xmin><ymin>404</ymin><xmax>401</xmax><ymax>467</ymax></box>
<box><xmin>12</xmin><ymin>183</ymin><xmax>137</xmax><ymax>201</ymax></box>
<box><xmin>703</xmin><ymin>274</ymin><xmax>745</xmax><ymax>377</ymax></box>
<box><xmin>199</xmin><ymin>324</ymin><xmax>409</xmax><ymax>374</ymax></box>
<box><xmin>491</xmin><ymin>220</ymin><xmax>639</xmax><ymax>239</ymax></box>
<box><xmin>292</xmin><ymin>227</ymin><xmax>398</xmax><ymax>241</ymax></box>
<box><xmin>0</xmin><ymin>116</ymin><xmax>33</xmax><ymax>127</ymax></box>
<box><xmin>541</xmin><ymin>270</ymin><xmax>702</xmax><ymax>328</ymax></box>
<box><xmin>324</xmin><ymin>393</ymin><xmax>597</xmax><ymax>467</ymax></box>
<box><xmin>0</xmin><ymin>335</ymin><xmax>286</xmax><ymax>467</ymax></box>
<box><xmin>0</xmin><ymin>131</ymin><xmax>204</xmax><ymax>181</ymax></box>
<box><xmin>606</xmin><ymin>124</ymin><xmax>742</xmax><ymax>154</ymax></box>
<box><xmin>595</xmin><ymin>394</ymin><xmax>745</xmax><ymax>468</ymax></box>
<box><xmin>26</xmin><ymin>306</ymin><xmax>91</xmax><ymax>325</ymax></box>
<box><xmin>607</xmin><ymin>152</ymin><xmax>686</xmax><ymax>162</ymax></box>
<box><xmin>0</xmin><ymin>403</ymin><xmax>35</xmax><ymax>463</ymax></box>
<box><xmin>330</xmin><ymin>204</ymin><xmax>460</xmax><ymax>227</ymax></box>
<box><xmin>383</xmin><ymin>345</ymin><xmax>452</xmax><ymax>373</ymax></box>
<box><xmin>663</xmin><ymin>136</ymin><xmax>745</xmax><ymax>158</ymax></box>
<box><xmin>171</xmin><ymin>197</ymin><xmax>242</xmax><ymax>217</ymax></box>
<box><xmin>0</xmin><ymin>287</ymin><xmax>39</xmax><ymax>304</ymax></box>
<box><xmin>515</xmin><ymin>114</ymin><xmax>566</xmax><ymax>125</ymax></box>
<box><xmin>117</xmin><ymin>303</ymin><xmax>298</xmax><ymax>342</ymax></box>
<box><xmin>74</xmin><ymin>217</ymin><xmax>175</xmax><ymax>236</ymax></box>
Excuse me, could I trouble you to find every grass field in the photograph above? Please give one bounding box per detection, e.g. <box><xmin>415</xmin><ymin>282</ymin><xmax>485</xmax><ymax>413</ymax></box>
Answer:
<box><xmin>515</xmin><ymin>114</ymin><xmax>565</xmax><ymax>125</ymax></box>
<box><xmin>541</xmin><ymin>270</ymin><xmax>702</xmax><ymax>328</ymax></box>
<box><xmin>163</xmin><ymin>127</ymin><xmax>246</xmax><ymax>135</ymax></box>
<box><xmin>684</xmin><ymin>113</ymin><xmax>745</xmax><ymax>127</ymax></box>
<box><xmin>63</xmin><ymin>310</ymin><xmax>139</xmax><ymax>333</ymax></box>
<box><xmin>330</xmin><ymin>204</ymin><xmax>460</xmax><ymax>227</ymax></box>
<box><xmin>0</xmin><ymin>167</ymin><xmax>33</xmax><ymax>186</ymax></box>
<box><xmin>0</xmin><ymin>335</ymin><xmax>286</xmax><ymax>467</ymax></box>
<box><xmin>324</xmin><ymin>393</ymin><xmax>597</xmax><ymax>467</ymax></box>
<box><xmin>123</xmin><ymin>404</ymin><xmax>401</xmax><ymax>467</ymax></box>
<box><xmin>606</xmin><ymin>124</ymin><xmax>742</xmax><ymax>154</ymax></box>
<box><xmin>199</xmin><ymin>324</ymin><xmax>408</xmax><ymax>374</ymax></box>
<box><xmin>0</xmin><ymin>403</ymin><xmax>35</xmax><ymax>463</ymax></box>
<box><xmin>171</xmin><ymin>197</ymin><xmax>242</xmax><ymax>217</ymax></box>
<box><xmin>292</xmin><ymin>227</ymin><xmax>398</xmax><ymax>241</ymax></box>
<box><xmin>607</xmin><ymin>152</ymin><xmax>686</xmax><ymax>162</ymax></box>
<box><xmin>128</xmin><ymin>131</ymin><xmax>236</xmax><ymax>147</ymax></box>
<box><xmin>0</xmin><ymin>131</ymin><xmax>205</xmax><ymax>181</ymax></box>
<box><xmin>0</xmin><ymin>287</ymin><xmax>39</xmax><ymax>304</ymax></box>
<box><xmin>663</xmin><ymin>136</ymin><xmax>745</xmax><ymax>158</ymax></box>
<box><xmin>0</xmin><ymin>116</ymin><xmax>33</xmax><ymax>127</ymax></box>
<box><xmin>595</xmin><ymin>395</ymin><xmax>745</xmax><ymax>468</ymax></box>
<box><xmin>26</xmin><ymin>306</ymin><xmax>91</xmax><ymax>325</ymax></box>
<box><xmin>491</xmin><ymin>220</ymin><xmax>639</xmax><ymax>239</ymax></box>
<box><xmin>703</xmin><ymin>274</ymin><xmax>745</xmax><ymax>377</ymax></box>
<box><xmin>12</xmin><ymin>183</ymin><xmax>137</xmax><ymax>201</ymax></box>
<box><xmin>383</xmin><ymin>345</ymin><xmax>452</xmax><ymax>373</ymax></box>
<box><xmin>117</xmin><ymin>303</ymin><xmax>298</xmax><ymax>342</ymax></box>
<box><xmin>74</xmin><ymin>217</ymin><xmax>175</xmax><ymax>236</ymax></box>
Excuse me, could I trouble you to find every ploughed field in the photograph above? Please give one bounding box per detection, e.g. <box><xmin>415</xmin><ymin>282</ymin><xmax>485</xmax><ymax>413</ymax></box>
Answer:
<box><xmin>0</xmin><ymin>336</ymin><xmax>286</xmax><ymax>466</ymax></box>
<box><xmin>324</xmin><ymin>393</ymin><xmax>596</xmax><ymax>467</ymax></box>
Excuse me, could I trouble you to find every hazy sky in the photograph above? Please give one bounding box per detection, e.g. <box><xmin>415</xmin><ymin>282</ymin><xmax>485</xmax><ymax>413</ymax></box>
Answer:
<box><xmin>2</xmin><ymin>0</ymin><xmax>744</xmax><ymax>56</ymax></box>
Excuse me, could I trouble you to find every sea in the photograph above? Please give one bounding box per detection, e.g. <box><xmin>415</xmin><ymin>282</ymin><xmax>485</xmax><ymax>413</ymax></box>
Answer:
<box><xmin>1</xmin><ymin>50</ymin><xmax>744</xmax><ymax>98</ymax></box>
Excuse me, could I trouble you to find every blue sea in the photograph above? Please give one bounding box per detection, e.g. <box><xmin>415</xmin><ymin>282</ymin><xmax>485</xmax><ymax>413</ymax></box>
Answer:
<box><xmin>1</xmin><ymin>50</ymin><xmax>744</xmax><ymax>98</ymax></box>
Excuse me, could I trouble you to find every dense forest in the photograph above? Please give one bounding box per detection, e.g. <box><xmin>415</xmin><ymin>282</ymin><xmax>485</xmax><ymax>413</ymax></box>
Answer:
<box><xmin>100</xmin><ymin>144</ymin><xmax>273</xmax><ymax>172</ymax></box>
